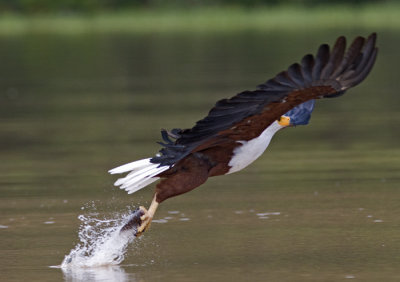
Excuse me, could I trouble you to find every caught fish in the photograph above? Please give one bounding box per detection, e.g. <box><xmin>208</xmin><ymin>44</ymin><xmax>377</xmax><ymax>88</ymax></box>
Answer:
<box><xmin>120</xmin><ymin>208</ymin><xmax>145</xmax><ymax>236</ymax></box>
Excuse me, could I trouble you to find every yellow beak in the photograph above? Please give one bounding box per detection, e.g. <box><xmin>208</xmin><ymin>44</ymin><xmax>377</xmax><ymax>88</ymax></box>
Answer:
<box><xmin>278</xmin><ymin>116</ymin><xmax>291</xmax><ymax>126</ymax></box>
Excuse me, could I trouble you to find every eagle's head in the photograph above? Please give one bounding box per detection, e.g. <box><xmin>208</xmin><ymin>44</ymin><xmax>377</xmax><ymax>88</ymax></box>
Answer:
<box><xmin>279</xmin><ymin>100</ymin><xmax>316</xmax><ymax>127</ymax></box>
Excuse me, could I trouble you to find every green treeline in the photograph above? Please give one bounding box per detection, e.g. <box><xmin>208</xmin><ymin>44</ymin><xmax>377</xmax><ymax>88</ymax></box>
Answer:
<box><xmin>0</xmin><ymin>0</ymin><xmax>390</xmax><ymax>14</ymax></box>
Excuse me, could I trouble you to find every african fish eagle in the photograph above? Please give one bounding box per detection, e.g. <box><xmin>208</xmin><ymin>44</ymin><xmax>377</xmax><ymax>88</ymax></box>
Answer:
<box><xmin>109</xmin><ymin>33</ymin><xmax>378</xmax><ymax>236</ymax></box>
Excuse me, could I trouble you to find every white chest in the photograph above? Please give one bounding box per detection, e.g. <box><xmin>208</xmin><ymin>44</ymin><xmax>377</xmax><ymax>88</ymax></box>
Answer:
<box><xmin>227</xmin><ymin>121</ymin><xmax>283</xmax><ymax>174</ymax></box>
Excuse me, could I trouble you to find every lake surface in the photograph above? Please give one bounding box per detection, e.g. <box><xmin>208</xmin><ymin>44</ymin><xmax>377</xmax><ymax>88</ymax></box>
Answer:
<box><xmin>0</xmin><ymin>28</ymin><xmax>399</xmax><ymax>281</ymax></box>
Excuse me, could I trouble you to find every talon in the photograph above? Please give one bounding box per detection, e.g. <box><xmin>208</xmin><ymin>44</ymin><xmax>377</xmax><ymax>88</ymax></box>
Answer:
<box><xmin>120</xmin><ymin>207</ymin><xmax>145</xmax><ymax>233</ymax></box>
<box><xmin>139</xmin><ymin>206</ymin><xmax>148</xmax><ymax>221</ymax></box>
<box><xmin>121</xmin><ymin>195</ymin><xmax>159</xmax><ymax>237</ymax></box>
<box><xmin>136</xmin><ymin>214</ymin><xmax>153</xmax><ymax>236</ymax></box>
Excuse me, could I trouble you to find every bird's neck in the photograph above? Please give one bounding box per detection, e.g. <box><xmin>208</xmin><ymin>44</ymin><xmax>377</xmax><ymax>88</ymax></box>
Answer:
<box><xmin>226</xmin><ymin>121</ymin><xmax>286</xmax><ymax>174</ymax></box>
<box><xmin>261</xmin><ymin>121</ymin><xmax>285</xmax><ymax>138</ymax></box>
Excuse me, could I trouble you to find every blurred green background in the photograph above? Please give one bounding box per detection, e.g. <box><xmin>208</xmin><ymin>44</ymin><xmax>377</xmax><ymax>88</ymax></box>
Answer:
<box><xmin>0</xmin><ymin>0</ymin><xmax>398</xmax><ymax>35</ymax></box>
<box><xmin>0</xmin><ymin>0</ymin><xmax>397</xmax><ymax>13</ymax></box>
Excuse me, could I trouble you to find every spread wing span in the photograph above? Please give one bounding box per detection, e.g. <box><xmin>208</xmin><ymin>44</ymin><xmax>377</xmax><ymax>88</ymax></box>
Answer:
<box><xmin>151</xmin><ymin>33</ymin><xmax>378</xmax><ymax>166</ymax></box>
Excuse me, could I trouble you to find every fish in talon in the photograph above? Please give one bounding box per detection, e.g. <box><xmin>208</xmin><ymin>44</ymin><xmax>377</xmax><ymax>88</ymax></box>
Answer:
<box><xmin>120</xmin><ymin>207</ymin><xmax>145</xmax><ymax>235</ymax></box>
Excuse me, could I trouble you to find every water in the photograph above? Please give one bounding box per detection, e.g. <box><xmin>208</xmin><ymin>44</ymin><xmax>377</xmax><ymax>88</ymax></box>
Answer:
<box><xmin>0</xmin><ymin>29</ymin><xmax>400</xmax><ymax>281</ymax></box>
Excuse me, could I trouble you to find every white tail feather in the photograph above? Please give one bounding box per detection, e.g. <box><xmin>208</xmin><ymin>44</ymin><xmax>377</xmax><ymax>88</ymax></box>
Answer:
<box><xmin>108</xmin><ymin>158</ymin><xmax>153</xmax><ymax>174</ymax></box>
<box><xmin>109</xmin><ymin>158</ymin><xmax>169</xmax><ymax>194</ymax></box>
<box><xmin>120</xmin><ymin>164</ymin><xmax>162</xmax><ymax>186</ymax></box>
<box><xmin>126</xmin><ymin>177</ymin><xmax>159</xmax><ymax>194</ymax></box>
<box><xmin>115</xmin><ymin>164</ymin><xmax>157</xmax><ymax>186</ymax></box>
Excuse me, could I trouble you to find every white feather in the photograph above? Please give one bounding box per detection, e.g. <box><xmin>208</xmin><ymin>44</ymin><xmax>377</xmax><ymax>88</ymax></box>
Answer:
<box><xmin>227</xmin><ymin>121</ymin><xmax>284</xmax><ymax>174</ymax></box>
<box><xmin>120</xmin><ymin>166</ymin><xmax>169</xmax><ymax>194</ymax></box>
<box><xmin>115</xmin><ymin>164</ymin><xmax>158</xmax><ymax>186</ymax></box>
<box><xmin>126</xmin><ymin>177</ymin><xmax>160</xmax><ymax>194</ymax></box>
<box><xmin>108</xmin><ymin>158</ymin><xmax>153</xmax><ymax>174</ymax></box>
<box><xmin>109</xmin><ymin>158</ymin><xmax>170</xmax><ymax>195</ymax></box>
<box><xmin>120</xmin><ymin>165</ymin><xmax>162</xmax><ymax>188</ymax></box>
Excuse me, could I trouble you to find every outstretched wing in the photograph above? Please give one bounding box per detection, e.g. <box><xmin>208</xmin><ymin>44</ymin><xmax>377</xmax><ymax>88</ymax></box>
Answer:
<box><xmin>151</xmin><ymin>33</ymin><xmax>378</xmax><ymax>166</ymax></box>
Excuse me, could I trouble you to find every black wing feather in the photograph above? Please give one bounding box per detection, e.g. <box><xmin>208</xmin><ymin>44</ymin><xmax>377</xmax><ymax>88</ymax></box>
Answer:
<box><xmin>287</xmin><ymin>63</ymin><xmax>305</xmax><ymax>87</ymax></box>
<box><xmin>300</xmin><ymin>54</ymin><xmax>314</xmax><ymax>85</ymax></box>
<box><xmin>321</xmin><ymin>36</ymin><xmax>346</xmax><ymax>79</ymax></box>
<box><xmin>312</xmin><ymin>44</ymin><xmax>330</xmax><ymax>81</ymax></box>
<box><xmin>332</xmin><ymin>36</ymin><xmax>365</xmax><ymax>79</ymax></box>
<box><xmin>151</xmin><ymin>33</ymin><xmax>378</xmax><ymax>166</ymax></box>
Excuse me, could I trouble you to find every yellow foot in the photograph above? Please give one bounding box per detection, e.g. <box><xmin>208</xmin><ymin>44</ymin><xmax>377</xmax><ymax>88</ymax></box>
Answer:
<box><xmin>135</xmin><ymin>206</ymin><xmax>153</xmax><ymax>236</ymax></box>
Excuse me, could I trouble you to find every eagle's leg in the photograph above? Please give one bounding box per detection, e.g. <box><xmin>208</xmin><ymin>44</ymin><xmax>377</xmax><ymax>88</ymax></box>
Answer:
<box><xmin>133</xmin><ymin>154</ymin><xmax>211</xmax><ymax>236</ymax></box>
<box><xmin>135</xmin><ymin>194</ymin><xmax>159</xmax><ymax>236</ymax></box>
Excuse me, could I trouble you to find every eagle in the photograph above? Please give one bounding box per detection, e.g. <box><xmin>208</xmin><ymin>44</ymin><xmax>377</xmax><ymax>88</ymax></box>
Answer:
<box><xmin>109</xmin><ymin>33</ymin><xmax>378</xmax><ymax>236</ymax></box>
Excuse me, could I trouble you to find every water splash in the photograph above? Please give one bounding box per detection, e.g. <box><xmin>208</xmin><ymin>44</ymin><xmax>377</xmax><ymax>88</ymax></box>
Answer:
<box><xmin>61</xmin><ymin>208</ymin><xmax>137</xmax><ymax>268</ymax></box>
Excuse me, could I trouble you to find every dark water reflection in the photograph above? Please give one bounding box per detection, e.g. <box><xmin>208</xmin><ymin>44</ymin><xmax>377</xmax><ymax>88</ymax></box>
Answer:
<box><xmin>0</xmin><ymin>29</ymin><xmax>399</xmax><ymax>281</ymax></box>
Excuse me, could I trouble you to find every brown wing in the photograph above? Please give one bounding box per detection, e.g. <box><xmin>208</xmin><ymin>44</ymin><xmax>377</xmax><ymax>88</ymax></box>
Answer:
<box><xmin>151</xmin><ymin>33</ymin><xmax>378</xmax><ymax>166</ymax></box>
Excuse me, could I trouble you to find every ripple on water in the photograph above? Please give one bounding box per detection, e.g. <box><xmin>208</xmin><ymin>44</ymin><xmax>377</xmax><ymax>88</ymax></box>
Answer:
<box><xmin>256</xmin><ymin>212</ymin><xmax>281</xmax><ymax>216</ymax></box>
<box><xmin>44</xmin><ymin>221</ymin><xmax>55</xmax><ymax>224</ymax></box>
<box><xmin>53</xmin><ymin>264</ymin><xmax>132</xmax><ymax>282</ymax></box>
<box><xmin>153</xmin><ymin>219</ymin><xmax>168</xmax><ymax>223</ymax></box>
<box><xmin>256</xmin><ymin>212</ymin><xmax>281</xmax><ymax>220</ymax></box>
<box><xmin>167</xmin><ymin>211</ymin><xmax>180</xmax><ymax>214</ymax></box>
